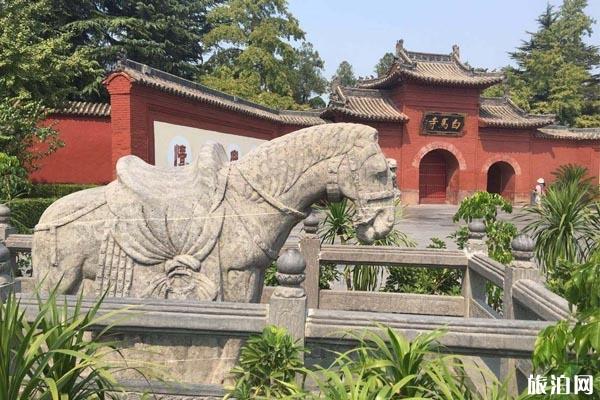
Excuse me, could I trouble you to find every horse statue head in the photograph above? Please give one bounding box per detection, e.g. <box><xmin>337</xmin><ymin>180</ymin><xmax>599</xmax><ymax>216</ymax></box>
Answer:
<box><xmin>324</xmin><ymin>126</ymin><xmax>397</xmax><ymax>243</ymax></box>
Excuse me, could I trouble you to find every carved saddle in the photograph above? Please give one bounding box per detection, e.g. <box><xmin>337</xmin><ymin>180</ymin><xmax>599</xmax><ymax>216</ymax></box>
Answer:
<box><xmin>98</xmin><ymin>143</ymin><xmax>230</xmax><ymax>299</ymax></box>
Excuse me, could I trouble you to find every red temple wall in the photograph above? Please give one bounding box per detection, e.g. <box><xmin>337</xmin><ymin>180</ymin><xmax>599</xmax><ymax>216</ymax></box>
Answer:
<box><xmin>32</xmin><ymin>76</ymin><xmax>600</xmax><ymax>206</ymax></box>
<box><xmin>394</xmin><ymin>83</ymin><xmax>481</xmax><ymax>204</ymax></box>
<box><xmin>29</xmin><ymin>115</ymin><xmax>112</xmax><ymax>184</ymax></box>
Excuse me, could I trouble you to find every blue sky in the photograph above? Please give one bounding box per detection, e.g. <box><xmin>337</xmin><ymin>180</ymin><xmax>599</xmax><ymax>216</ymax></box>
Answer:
<box><xmin>288</xmin><ymin>0</ymin><xmax>600</xmax><ymax>79</ymax></box>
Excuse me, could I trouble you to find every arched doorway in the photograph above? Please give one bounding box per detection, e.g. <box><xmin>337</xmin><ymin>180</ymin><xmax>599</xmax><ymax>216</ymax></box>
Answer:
<box><xmin>486</xmin><ymin>161</ymin><xmax>516</xmax><ymax>201</ymax></box>
<box><xmin>419</xmin><ymin>149</ymin><xmax>460</xmax><ymax>204</ymax></box>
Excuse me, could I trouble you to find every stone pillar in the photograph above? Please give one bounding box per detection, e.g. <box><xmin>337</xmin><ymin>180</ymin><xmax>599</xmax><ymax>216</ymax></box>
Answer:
<box><xmin>299</xmin><ymin>211</ymin><xmax>320</xmax><ymax>309</ymax></box>
<box><xmin>0</xmin><ymin>204</ymin><xmax>16</xmax><ymax>278</ymax></box>
<box><xmin>465</xmin><ymin>219</ymin><xmax>486</xmax><ymax>256</ymax></box>
<box><xmin>501</xmin><ymin>233</ymin><xmax>538</xmax><ymax>396</ymax></box>
<box><xmin>462</xmin><ymin>219</ymin><xmax>487</xmax><ymax>316</ymax></box>
<box><xmin>0</xmin><ymin>204</ymin><xmax>16</xmax><ymax>242</ymax></box>
<box><xmin>503</xmin><ymin>234</ymin><xmax>539</xmax><ymax>320</ymax></box>
<box><xmin>268</xmin><ymin>248</ymin><xmax>307</xmax><ymax>356</ymax></box>
<box><xmin>0</xmin><ymin>241</ymin><xmax>12</xmax><ymax>300</ymax></box>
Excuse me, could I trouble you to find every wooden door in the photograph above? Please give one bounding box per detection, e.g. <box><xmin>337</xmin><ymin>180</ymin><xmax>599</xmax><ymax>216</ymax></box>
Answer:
<box><xmin>419</xmin><ymin>152</ymin><xmax>447</xmax><ymax>203</ymax></box>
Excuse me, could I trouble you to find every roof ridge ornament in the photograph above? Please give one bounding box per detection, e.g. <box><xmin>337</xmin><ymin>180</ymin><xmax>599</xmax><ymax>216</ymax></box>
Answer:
<box><xmin>451</xmin><ymin>44</ymin><xmax>460</xmax><ymax>59</ymax></box>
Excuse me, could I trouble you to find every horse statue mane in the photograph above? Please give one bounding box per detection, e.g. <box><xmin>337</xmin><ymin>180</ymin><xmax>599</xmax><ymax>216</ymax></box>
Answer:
<box><xmin>236</xmin><ymin>123</ymin><xmax>377</xmax><ymax>198</ymax></box>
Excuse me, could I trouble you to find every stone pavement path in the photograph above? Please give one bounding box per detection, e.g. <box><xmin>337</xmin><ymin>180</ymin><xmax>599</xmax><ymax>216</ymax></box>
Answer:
<box><xmin>396</xmin><ymin>205</ymin><xmax>530</xmax><ymax>249</ymax></box>
<box><xmin>285</xmin><ymin>204</ymin><xmax>532</xmax><ymax>249</ymax></box>
<box><xmin>285</xmin><ymin>204</ymin><xmax>532</xmax><ymax>250</ymax></box>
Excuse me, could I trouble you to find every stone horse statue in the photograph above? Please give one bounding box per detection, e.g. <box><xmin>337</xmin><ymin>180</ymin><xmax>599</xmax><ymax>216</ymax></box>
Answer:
<box><xmin>32</xmin><ymin>122</ymin><xmax>396</xmax><ymax>381</ymax></box>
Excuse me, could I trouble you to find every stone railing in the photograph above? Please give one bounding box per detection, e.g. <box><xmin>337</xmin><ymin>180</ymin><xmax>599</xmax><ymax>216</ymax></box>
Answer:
<box><xmin>0</xmin><ymin>204</ymin><xmax>573</xmax><ymax>398</ymax></box>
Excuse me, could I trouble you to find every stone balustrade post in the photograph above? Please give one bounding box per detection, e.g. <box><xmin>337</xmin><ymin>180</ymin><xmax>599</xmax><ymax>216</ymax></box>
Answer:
<box><xmin>0</xmin><ymin>204</ymin><xmax>16</xmax><ymax>277</ymax></box>
<box><xmin>268</xmin><ymin>248</ymin><xmax>307</xmax><ymax>358</ymax></box>
<box><xmin>0</xmin><ymin>204</ymin><xmax>16</xmax><ymax>241</ymax></box>
<box><xmin>462</xmin><ymin>219</ymin><xmax>487</xmax><ymax>316</ymax></box>
<box><xmin>465</xmin><ymin>219</ymin><xmax>486</xmax><ymax>256</ymax></box>
<box><xmin>501</xmin><ymin>233</ymin><xmax>539</xmax><ymax>395</ymax></box>
<box><xmin>0</xmin><ymin>241</ymin><xmax>12</xmax><ymax>300</ymax></box>
<box><xmin>299</xmin><ymin>210</ymin><xmax>320</xmax><ymax>309</ymax></box>
<box><xmin>503</xmin><ymin>233</ymin><xmax>540</xmax><ymax>320</ymax></box>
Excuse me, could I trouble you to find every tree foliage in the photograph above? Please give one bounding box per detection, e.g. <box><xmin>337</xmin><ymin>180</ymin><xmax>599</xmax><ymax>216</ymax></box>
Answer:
<box><xmin>374</xmin><ymin>52</ymin><xmax>396</xmax><ymax>77</ymax></box>
<box><xmin>36</xmin><ymin>0</ymin><xmax>217</xmax><ymax>99</ymax></box>
<box><xmin>332</xmin><ymin>61</ymin><xmax>357</xmax><ymax>87</ymax></box>
<box><xmin>506</xmin><ymin>0</ymin><xmax>600</xmax><ymax>126</ymax></box>
<box><xmin>201</xmin><ymin>0</ymin><xmax>326</xmax><ymax>109</ymax></box>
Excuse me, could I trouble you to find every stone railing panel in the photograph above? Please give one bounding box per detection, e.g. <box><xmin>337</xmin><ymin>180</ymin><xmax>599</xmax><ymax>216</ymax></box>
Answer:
<box><xmin>512</xmin><ymin>279</ymin><xmax>570</xmax><ymax>321</ymax></box>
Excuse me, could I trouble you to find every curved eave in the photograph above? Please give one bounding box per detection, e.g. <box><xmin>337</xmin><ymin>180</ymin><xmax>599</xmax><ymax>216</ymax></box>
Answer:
<box><xmin>479</xmin><ymin>118</ymin><xmax>555</xmax><ymax>129</ymax></box>
<box><xmin>104</xmin><ymin>65</ymin><xmax>324</xmax><ymax>127</ymax></box>
<box><xmin>400</xmin><ymin>70</ymin><xmax>503</xmax><ymax>88</ymax></box>
<box><xmin>358</xmin><ymin>70</ymin><xmax>503</xmax><ymax>89</ymax></box>
<box><xmin>321</xmin><ymin>107</ymin><xmax>408</xmax><ymax>123</ymax></box>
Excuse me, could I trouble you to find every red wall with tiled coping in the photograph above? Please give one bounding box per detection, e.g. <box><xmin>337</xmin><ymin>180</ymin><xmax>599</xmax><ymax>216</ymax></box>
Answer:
<box><xmin>29</xmin><ymin>115</ymin><xmax>112</xmax><ymax>184</ymax></box>
<box><xmin>34</xmin><ymin>77</ymin><xmax>599</xmax><ymax>205</ymax></box>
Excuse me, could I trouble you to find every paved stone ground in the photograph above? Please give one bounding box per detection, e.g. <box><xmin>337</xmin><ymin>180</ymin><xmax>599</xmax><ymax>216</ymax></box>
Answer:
<box><xmin>397</xmin><ymin>205</ymin><xmax>530</xmax><ymax>250</ymax></box>
<box><xmin>286</xmin><ymin>204</ymin><xmax>532</xmax><ymax>250</ymax></box>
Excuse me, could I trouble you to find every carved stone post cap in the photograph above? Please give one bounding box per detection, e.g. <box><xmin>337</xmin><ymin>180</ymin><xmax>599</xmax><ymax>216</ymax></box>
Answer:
<box><xmin>467</xmin><ymin>219</ymin><xmax>486</xmax><ymax>239</ymax></box>
<box><xmin>511</xmin><ymin>233</ymin><xmax>535</xmax><ymax>261</ymax></box>
<box><xmin>0</xmin><ymin>204</ymin><xmax>10</xmax><ymax>224</ymax></box>
<box><xmin>277</xmin><ymin>248</ymin><xmax>306</xmax><ymax>274</ymax></box>
<box><xmin>303</xmin><ymin>211</ymin><xmax>319</xmax><ymax>234</ymax></box>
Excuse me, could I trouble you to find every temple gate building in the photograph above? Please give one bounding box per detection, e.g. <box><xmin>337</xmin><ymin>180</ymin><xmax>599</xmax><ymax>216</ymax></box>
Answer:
<box><xmin>33</xmin><ymin>41</ymin><xmax>600</xmax><ymax>205</ymax></box>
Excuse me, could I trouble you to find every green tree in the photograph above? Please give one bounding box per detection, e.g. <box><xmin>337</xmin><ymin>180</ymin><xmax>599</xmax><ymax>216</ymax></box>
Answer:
<box><xmin>332</xmin><ymin>61</ymin><xmax>357</xmax><ymax>87</ymax></box>
<box><xmin>202</xmin><ymin>0</ymin><xmax>324</xmax><ymax>109</ymax></box>
<box><xmin>38</xmin><ymin>0</ymin><xmax>218</xmax><ymax>99</ymax></box>
<box><xmin>508</xmin><ymin>0</ymin><xmax>600</xmax><ymax>126</ymax></box>
<box><xmin>291</xmin><ymin>42</ymin><xmax>327</xmax><ymax>107</ymax></box>
<box><xmin>0</xmin><ymin>0</ymin><xmax>99</xmax><ymax>106</ymax></box>
<box><xmin>374</xmin><ymin>52</ymin><xmax>396</xmax><ymax>77</ymax></box>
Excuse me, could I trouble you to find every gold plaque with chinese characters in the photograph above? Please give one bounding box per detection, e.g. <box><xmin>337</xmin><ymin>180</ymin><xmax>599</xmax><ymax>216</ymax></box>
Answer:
<box><xmin>421</xmin><ymin>112</ymin><xmax>466</xmax><ymax>136</ymax></box>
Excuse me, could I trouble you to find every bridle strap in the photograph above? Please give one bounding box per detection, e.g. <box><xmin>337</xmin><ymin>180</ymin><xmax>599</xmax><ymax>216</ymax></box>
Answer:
<box><xmin>236</xmin><ymin>166</ymin><xmax>307</xmax><ymax>219</ymax></box>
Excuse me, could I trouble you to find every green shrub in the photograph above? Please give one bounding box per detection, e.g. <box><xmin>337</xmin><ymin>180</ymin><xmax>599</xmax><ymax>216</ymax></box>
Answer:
<box><xmin>308</xmin><ymin>326</ymin><xmax>510</xmax><ymax>400</ymax></box>
<box><xmin>225</xmin><ymin>325</ymin><xmax>307</xmax><ymax>399</ymax></box>
<box><xmin>532</xmin><ymin>255</ymin><xmax>600</xmax><ymax>397</ymax></box>
<box><xmin>384</xmin><ymin>238</ymin><xmax>462</xmax><ymax>296</ymax></box>
<box><xmin>8</xmin><ymin>197</ymin><xmax>56</xmax><ymax>234</ymax></box>
<box><xmin>0</xmin><ymin>153</ymin><xmax>30</xmax><ymax>201</ymax></box>
<box><xmin>27</xmin><ymin>183</ymin><xmax>97</xmax><ymax>199</ymax></box>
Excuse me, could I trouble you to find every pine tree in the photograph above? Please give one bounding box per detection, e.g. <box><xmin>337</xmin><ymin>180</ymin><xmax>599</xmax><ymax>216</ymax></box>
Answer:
<box><xmin>332</xmin><ymin>61</ymin><xmax>357</xmax><ymax>87</ymax></box>
<box><xmin>36</xmin><ymin>0</ymin><xmax>219</xmax><ymax>99</ymax></box>
<box><xmin>374</xmin><ymin>52</ymin><xmax>396</xmax><ymax>77</ymax></box>
<box><xmin>508</xmin><ymin>0</ymin><xmax>600</xmax><ymax>126</ymax></box>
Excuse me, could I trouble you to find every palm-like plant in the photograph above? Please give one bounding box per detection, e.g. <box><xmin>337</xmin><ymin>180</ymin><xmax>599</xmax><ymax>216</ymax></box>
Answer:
<box><xmin>317</xmin><ymin>199</ymin><xmax>416</xmax><ymax>291</ymax></box>
<box><xmin>523</xmin><ymin>179</ymin><xmax>598</xmax><ymax>274</ymax></box>
<box><xmin>0</xmin><ymin>287</ymin><xmax>132</xmax><ymax>400</ymax></box>
<box><xmin>310</xmin><ymin>327</ymin><xmax>510</xmax><ymax>400</ymax></box>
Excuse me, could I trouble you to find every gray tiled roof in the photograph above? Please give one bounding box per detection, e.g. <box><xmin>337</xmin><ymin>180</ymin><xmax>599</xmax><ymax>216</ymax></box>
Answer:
<box><xmin>109</xmin><ymin>59</ymin><xmax>326</xmax><ymax>126</ymax></box>
<box><xmin>536</xmin><ymin>126</ymin><xmax>600</xmax><ymax>140</ymax></box>
<box><xmin>358</xmin><ymin>41</ymin><xmax>503</xmax><ymax>89</ymax></box>
<box><xmin>322</xmin><ymin>86</ymin><xmax>408</xmax><ymax>122</ymax></box>
<box><xmin>52</xmin><ymin>101</ymin><xmax>111</xmax><ymax>117</ymax></box>
<box><xmin>479</xmin><ymin>97</ymin><xmax>555</xmax><ymax>129</ymax></box>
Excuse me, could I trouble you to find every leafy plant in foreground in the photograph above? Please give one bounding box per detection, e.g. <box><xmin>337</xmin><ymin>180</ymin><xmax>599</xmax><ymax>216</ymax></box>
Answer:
<box><xmin>0</xmin><ymin>287</ymin><xmax>130</xmax><ymax>400</ymax></box>
<box><xmin>225</xmin><ymin>325</ymin><xmax>307</xmax><ymax>399</ymax></box>
<box><xmin>523</xmin><ymin>170</ymin><xmax>599</xmax><ymax>279</ymax></box>
<box><xmin>532</xmin><ymin>252</ymin><xmax>600</xmax><ymax>398</ymax></box>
